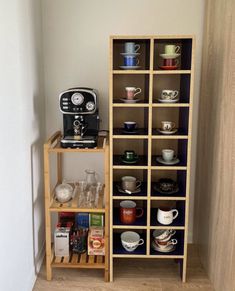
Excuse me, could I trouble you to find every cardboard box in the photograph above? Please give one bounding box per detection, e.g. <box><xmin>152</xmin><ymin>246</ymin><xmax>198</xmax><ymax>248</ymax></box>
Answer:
<box><xmin>89</xmin><ymin>213</ymin><xmax>104</xmax><ymax>227</ymax></box>
<box><xmin>87</xmin><ymin>227</ymin><xmax>105</xmax><ymax>256</ymax></box>
<box><xmin>54</xmin><ymin>227</ymin><xmax>70</xmax><ymax>257</ymax></box>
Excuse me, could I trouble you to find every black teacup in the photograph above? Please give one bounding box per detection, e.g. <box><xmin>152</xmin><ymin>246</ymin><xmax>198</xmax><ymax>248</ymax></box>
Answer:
<box><xmin>159</xmin><ymin>178</ymin><xmax>176</xmax><ymax>192</ymax></box>
<box><xmin>124</xmin><ymin>121</ymin><xmax>137</xmax><ymax>131</ymax></box>
<box><xmin>124</xmin><ymin>150</ymin><xmax>137</xmax><ymax>161</ymax></box>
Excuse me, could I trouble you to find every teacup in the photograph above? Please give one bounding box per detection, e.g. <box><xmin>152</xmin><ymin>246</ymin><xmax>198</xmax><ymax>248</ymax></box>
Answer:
<box><xmin>161</xmin><ymin>121</ymin><xmax>176</xmax><ymax>131</ymax></box>
<box><xmin>158</xmin><ymin>178</ymin><xmax>176</xmax><ymax>192</ymax></box>
<box><xmin>157</xmin><ymin>207</ymin><xmax>179</xmax><ymax>225</ymax></box>
<box><xmin>153</xmin><ymin>229</ymin><xmax>176</xmax><ymax>242</ymax></box>
<box><xmin>163</xmin><ymin>59</ymin><xmax>179</xmax><ymax>67</ymax></box>
<box><xmin>156</xmin><ymin>238</ymin><xmax>178</xmax><ymax>249</ymax></box>
<box><xmin>162</xmin><ymin>149</ymin><xmax>174</xmax><ymax>162</ymax></box>
<box><xmin>124</xmin><ymin>42</ymin><xmax>140</xmax><ymax>54</ymax></box>
<box><xmin>164</xmin><ymin>44</ymin><xmax>180</xmax><ymax>55</ymax></box>
<box><xmin>121</xmin><ymin>231</ymin><xmax>144</xmax><ymax>252</ymax></box>
<box><xmin>125</xmin><ymin>87</ymin><xmax>141</xmax><ymax>100</ymax></box>
<box><xmin>124</xmin><ymin>56</ymin><xmax>139</xmax><ymax>67</ymax></box>
<box><xmin>123</xmin><ymin>150</ymin><xmax>138</xmax><ymax>161</ymax></box>
<box><xmin>124</xmin><ymin>121</ymin><xmax>137</xmax><ymax>131</ymax></box>
<box><xmin>161</xmin><ymin>90</ymin><xmax>179</xmax><ymax>100</ymax></box>
<box><xmin>121</xmin><ymin>176</ymin><xmax>141</xmax><ymax>192</ymax></box>
<box><xmin>120</xmin><ymin>200</ymin><xmax>144</xmax><ymax>224</ymax></box>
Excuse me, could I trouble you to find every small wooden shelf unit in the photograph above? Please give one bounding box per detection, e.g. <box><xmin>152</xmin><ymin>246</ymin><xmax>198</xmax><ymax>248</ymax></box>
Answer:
<box><xmin>44</xmin><ymin>131</ymin><xmax>110</xmax><ymax>281</ymax></box>
<box><xmin>109</xmin><ymin>35</ymin><xmax>195</xmax><ymax>282</ymax></box>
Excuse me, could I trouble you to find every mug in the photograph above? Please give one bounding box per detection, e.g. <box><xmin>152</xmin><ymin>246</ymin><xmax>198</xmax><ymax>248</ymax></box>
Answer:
<box><xmin>156</xmin><ymin>238</ymin><xmax>178</xmax><ymax>248</ymax></box>
<box><xmin>121</xmin><ymin>176</ymin><xmax>141</xmax><ymax>192</ymax></box>
<box><xmin>161</xmin><ymin>90</ymin><xmax>179</xmax><ymax>100</ymax></box>
<box><xmin>153</xmin><ymin>229</ymin><xmax>176</xmax><ymax>242</ymax></box>
<box><xmin>124</xmin><ymin>42</ymin><xmax>141</xmax><ymax>54</ymax></box>
<box><xmin>123</xmin><ymin>150</ymin><xmax>138</xmax><ymax>161</ymax></box>
<box><xmin>120</xmin><ymin>200</ymin><xmax>144</xmax><ymax>224</ymax></box>
<box><xmin>164</xmin><ymin>44</ymin><xmax>180</xmax><ymax>55</ymax></box>
<box><xmin>157</xmin><ymin>207</ymin><xmax>179</xmax><ymax>225</ymax></box>
<box><xmin>161</xmin><ymin>121</ymin><xmax>176</xmax><ymax>131</ymax></box>
<box><xmin>124</xmin><ymin>121</ymin><xmax>137</xmax><ymax>131</ymax></box>
<box><xmin>125</xmin><ymin>87</ymin><xmax>142</xmax><ymax>100</ymax></box>
<box><xmin>163</xmin><ymin>58</ymin><xmax>179</xmax><ymax>67</ymax></box>
<box><xmin>124</xmin><ymin>56</ymin><xmax>139</xmax><ymax>66</ymax></box>
<box><xmin>121</xmin><ymin>231</ymin><xmax>144</xmax><ymax>252</ymax></box>
<box><xmin>162</xmin><ymin>149</ymin><xmax>174</xmax><ymax>162</ymax></box>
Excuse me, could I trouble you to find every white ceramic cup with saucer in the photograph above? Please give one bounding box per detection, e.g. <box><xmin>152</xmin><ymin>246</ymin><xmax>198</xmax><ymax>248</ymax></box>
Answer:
<box><xmin>161</xmin><ymin>90</ymin><xmax>179</xmax><ymax>100</ymax></box>
<box><xmin>162</xmin><ymin>149</ymin><xmax>174</xmax><ymax>162</ymax></box>
<box><xmin>161</xmin><ymin>121</ymin><xmax>176</xmax><ymax>131</ymax></box>
<box><xmin>121</xmin><ymin>176</ymin><xmax>141</xmax><ymax>192</ymax></box>
<box><xmin>121</xmin><ymin>231</ymin><xmax>144</xmax><ymax>252</ymax></box>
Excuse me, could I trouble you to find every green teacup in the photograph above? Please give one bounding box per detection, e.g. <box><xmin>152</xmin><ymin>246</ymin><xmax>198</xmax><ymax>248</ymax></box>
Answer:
<box><xmin>124</xmin><ymin>150</ymin><xmax>137</xmax><ymax>161</ymax></box>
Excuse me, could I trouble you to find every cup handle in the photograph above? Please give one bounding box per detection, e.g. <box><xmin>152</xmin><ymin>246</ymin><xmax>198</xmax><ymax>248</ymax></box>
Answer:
<box><xmin>134</xmin><ymin>88</ymin><xmax>142</xmax><ymax>96</ymax></box>
<box><xmin>175</xmin><ymin>46</ymin><xmax>180</xmax><ymax>53</ymax></box>
<box><xmin>172</xmin><ymin>122</ymin><xmax>176</xmax><ymax>129</ymax></box>
<box><xmin>171</xmin><ymin>239</ymin><xmax>178</xmax><ymax>245</ymax></box>
<box><xmin>170</xmin><ymin>230</ymin><xmax>176</xmax><ymax>236</ymax></box>
<box><xmin>173</xmin><ymin>91</ymin><xmax>179</xmax><ymax>98</ymax></box>
<box><xmin>175</xmin><ymin>59</ymin><xmax>180</xmax><ymax>67</ymax></box>
<box><xmin>135</xmin><ymin>44</ymin><xmax>140</xmax><ymax>52</ymax></box>
<box><xmin>136</xmin><ymin>207</ymin><xmax>144</xmax><ymax>218</ymax></box>
<box><xmin>138</xmin><ymin>238</ymin><xmax>144</xmax><ymax>246</ymax></box>
<box><xmin>136</xmin><ymin>59</ymin><xmax>140</xmax><ymax>66</ymax></box>
<box><xmin>172</xmin><ymin>209</ymin><xmax>179</xmax><ymax>220</ymax></box>
<box><xmin>136</xmin><ymin>180</ymin><xmax>142</xmax><ymax>188</ymax></box>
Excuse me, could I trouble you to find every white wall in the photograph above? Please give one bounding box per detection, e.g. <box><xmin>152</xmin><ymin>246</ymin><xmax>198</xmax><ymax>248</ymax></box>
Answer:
<box><xmin>0</xmin><ymin>1</ymin><xmax>45</xmax><ymax>290</ymax></box>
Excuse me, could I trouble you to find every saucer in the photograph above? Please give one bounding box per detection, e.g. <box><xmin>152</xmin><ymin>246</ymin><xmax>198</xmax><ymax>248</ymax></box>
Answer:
<box><xmin>156</xmin><ymin>157</ymin><xmax>180</xmax><ymax>165</ymax></box>
<box><xmin>153</xmin><ymin>184</ymin><xmax>179</xmax><ymax>195</ymax></box>
<box><xmin>121</xmin><ymin>156</ymin><xmax>139</xmax><ymax>164</ymax></box>
<box><xmin>117</xmin><ymin>185</ymin><xmax>141</xmax><ymax>194</ymax></box>
<box><xmin>157</xmin><ymin>98</ymin><xmax>179</xmax><ymax>103</ymax></box>
<box><xmin>157</xmin><ymin>128</ymin><xmax>178</xmax><ymax>135</ymax></box>
<box><xmin>120</xmin><ymin>98</ymin><xmax>140</xmax><ymax>103</ymax></box>
<box><xmin>122</xmin><ymin>129</ymin><xmax>138</xmax><ymax>134</ymax></box>
<box><xmin>159</xmin><ymin>65</ymin><xmax>178</xmax><ymax>70</ymax></box>
<box><xmin>119</xmin><ymin>65</ymin><xmax>141</xmax><ymax>70</ymax></box>
<box><xmin>151</xmin><ymin>241</ymin><xmax>176</xmax><ymax>253</ymax></box>
<box><xmin>120</xmin><ymin>52</ymin><xmax>140</xmax><ymax>57</ymax></box>
<box><xmin>159</xmin><ymin>53</ymin><xmax>180</xmax><ymax>59</ymax></box>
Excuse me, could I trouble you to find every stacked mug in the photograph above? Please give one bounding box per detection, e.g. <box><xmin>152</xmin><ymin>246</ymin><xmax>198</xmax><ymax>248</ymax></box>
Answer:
<box><xmin>121</xmin><ymin>42</ymin><xmax>141</xmax><ymax>68</ymax></box>
<box><xmin>152</xmin><ymin>229</ymin><xmax>177</xmax><ymax>253</ymax></box>
<box><xmin>160</xmin><ymin>44</ymin><xmax>181</xmax><ymax>70</ymax></box>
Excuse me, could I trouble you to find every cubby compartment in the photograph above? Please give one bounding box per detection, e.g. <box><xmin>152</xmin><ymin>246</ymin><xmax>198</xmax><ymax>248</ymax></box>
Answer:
<box><xmin>113</xmin><ymin>229</ymin><xmax>147</xmax><ymax>255</ymax></box>
<box><xmin>113</xmin><ymin>139</ymin><xmax>148</xmax><ymax>166</ymax></box>
<box><xmin>151</xmin><ymin>170</ymin><xmax>187</xmax><ymax>198</ymax></box>
<box><xmin>152</xmin><ymin>74</ymin><xmax>191</xmax><ymax>104</ymax></box>
<box><xmin>113</xmin><ymin>39</ymin><xmax>151</xmax><ymax>70</ymax></box>
<box><xmin>113</xmin><ymin>107</ymin><xmax>149</xmax><ymax>136</ymax></box>
<box><xmin>150</xmin><ymin>229</ymin><xmax>185</xmax><ymax>256</ymax></box>
<box><xmin>153</xmin><ymin>38</ymin><xmax>192</xmax><ymax>70</ymax></box>
<box><xmin>113</xmin><ymin>199</ymin><xmax>147</xmax><ymax>227</ymax></box>
<box><xmin>150</xmin><ymin>200</ymin><xmax>185</xmax><ymax>227</ymax></box>
<box><xmin>151</xmin><ymin>139</ymin><xmax>188</xmax><ymax>167</ymax></box>
<box><xmin>113</xmin><ymin>74</ymin><xmax>150</xmax><ymax>103</ymax></box>
<box><xmin>152</xmin><ymin>107</ymin><xmax>189</xmax><ymax>136</ymax></box>
<box><xmin>113</xmin><ymin>169</ymin><xmax>148</xmax><ymax>197</ymax></box>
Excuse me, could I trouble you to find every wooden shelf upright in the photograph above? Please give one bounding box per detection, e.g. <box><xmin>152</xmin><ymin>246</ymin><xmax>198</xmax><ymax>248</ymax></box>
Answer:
<box><xmin>109</xmin><ymin>35</ymin><xmax>195</xmax><ymax>282</ymax></box>
<box><xmin>44</xmin><ymin>131</ymin><xmax>110</xmax><ymax>281</ymax></box>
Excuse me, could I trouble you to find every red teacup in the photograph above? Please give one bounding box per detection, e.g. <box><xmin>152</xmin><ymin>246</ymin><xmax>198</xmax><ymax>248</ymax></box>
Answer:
<box><xmin>163</xmin><ymin>59</ymin><xmax>179</xmax><ymax>67</ymax></box>
<box><xmin>120</xmin><ymin>200</ymin><xmax>144</xmax><ymax>224</ymax></box>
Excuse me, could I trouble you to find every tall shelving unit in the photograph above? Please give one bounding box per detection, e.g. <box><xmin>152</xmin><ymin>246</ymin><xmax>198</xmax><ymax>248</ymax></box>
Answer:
<box><xmin>109</xmin><ymin>35</ymin><xmax>195</xmax><ymax>282</ymax></box>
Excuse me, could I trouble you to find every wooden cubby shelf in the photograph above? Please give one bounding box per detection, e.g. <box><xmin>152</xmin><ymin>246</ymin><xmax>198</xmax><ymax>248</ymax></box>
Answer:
<box><xmin>110</xmin><ymin>35</ymin><xmax>194</xmax><ymax>282</ymax></box>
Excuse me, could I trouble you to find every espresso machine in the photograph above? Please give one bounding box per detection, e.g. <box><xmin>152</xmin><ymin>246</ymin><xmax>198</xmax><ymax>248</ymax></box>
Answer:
<box><xmin>59</xmin><ymin>87</ymin><xmax>100</xmax><ymax>148</ymax></box>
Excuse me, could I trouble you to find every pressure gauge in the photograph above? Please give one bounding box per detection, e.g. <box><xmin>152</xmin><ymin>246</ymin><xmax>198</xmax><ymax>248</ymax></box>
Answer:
<box><xmin>86</xmin><ymin>101</ymin><xmax>95</xmax><ymax>111</ymax></box>
<box><xmin>71</xmin><ymin>93</ymin><xmax>84</xmax><ymax>106</ymax></box>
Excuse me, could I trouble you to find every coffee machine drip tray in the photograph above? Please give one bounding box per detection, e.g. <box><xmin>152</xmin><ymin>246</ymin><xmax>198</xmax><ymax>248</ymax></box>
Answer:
<box><xmin>61</xmin><ymin>135</ymin><xmax>97</xmax><ymax>149</ymax></box>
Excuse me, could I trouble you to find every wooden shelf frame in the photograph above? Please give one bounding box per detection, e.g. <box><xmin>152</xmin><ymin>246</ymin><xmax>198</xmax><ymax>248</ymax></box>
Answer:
<box><xmin>44</xmin><ymin>131</ymin><xmax>110</xmax><ymax>281</ymax></box>
<box><xmin>109</xmin><ymin>35</ymin><xmax>195</xmax><ymax>282</ymax></box>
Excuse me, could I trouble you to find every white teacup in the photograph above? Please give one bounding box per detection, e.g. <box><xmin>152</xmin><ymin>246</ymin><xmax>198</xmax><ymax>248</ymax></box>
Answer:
<box><xmin>162</xmin><ymin>149</ymin><xmax>174</xmax><ymax>162</ymax></box>
<box><xmin>161</xmin><ymin>90</ymin><xmax>179</xmax><ymax>100</ymax></box>
<box><xmin>121</xmin><ymin>231</ymin><xmax>144</xmax><ymax>252</ymax></box>
<box><xmin>161</xmin><ymin>121</ymin><xmax>176</xmax><ymax>131</ymax></box>
<box><xmin>121</xmin><ymin>176</ymin><xmax>141</xmax><ymax>192</ymax></box>
<box><xmin>157</xmin><ymin>207</ymin><xmax>179</xmax><ymax>225</ymax></box>
<box><xmin>153</xmin><ymin>229</ymin><xmax>176</xmax><ymax>242</ymax></box>
<box><xmin>164</xmin><ymin>44</ymin><xmax>180</xmax><ymax>55</ymax></box>
<box><xmin>156</xmin><ymin>238</ymin><xmax>178</xmax><ymax>249</ymax></box>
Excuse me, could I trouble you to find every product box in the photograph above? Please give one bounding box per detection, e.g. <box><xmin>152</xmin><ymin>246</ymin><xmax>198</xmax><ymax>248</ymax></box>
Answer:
<box><xmin>89</xmin><ymin>213</ymin><xmax>104</xmax><ymax>227</ymax></box>
<box><xmin>87</xmin><ymin>227</ymin><xmax>105</xmax><ymax>256</ymax></box>
<box><xmin>75</xmin><ymin>213</ymin><xmax>89</xmax><ymax>228</ymax></box>
<box><xmin>54</xmin><ymin>227</ymin><xmax>70</xmax><ymax>257</ymax></box>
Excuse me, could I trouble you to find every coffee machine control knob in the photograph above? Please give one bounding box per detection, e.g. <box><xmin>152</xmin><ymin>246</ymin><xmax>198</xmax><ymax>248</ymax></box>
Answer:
<box><xmin>86</xmin><ymin>101</ymin><xmax>95</xmax><ymax>111</ymax></box>
<box><xmin>71</xmin><ymin>93</ymin><xmax>84</xmax><ymax>106</ymax></box>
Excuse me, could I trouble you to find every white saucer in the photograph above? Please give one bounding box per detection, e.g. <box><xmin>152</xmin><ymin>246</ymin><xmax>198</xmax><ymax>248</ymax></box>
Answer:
<box><xmin>120</xmin><ymin>52</ymin><xmax>140</xmax><ymax>57</ymax></box>
<box><xmin>157</xmin><ymin>128</ymin><xmax>178</xmax><ymax>135</ymax></box>
<box><xmin>117</xmin><ymin>185</ymin><xmax>141</xmax><ymax>194</ymax></box>
<box><xmin>159</xmin><ymin>53</ymin><xmax>180</xmax><ymax>59</ymax></box>
<box><xmin>156</xmin><ymin>157</ymin><xmax>180</xmax><ymax>165</ymax></box>
<box><xmin>157</xmin><ymin>98</ymin><xmax>179</xmax><ymax>103</ymax></box>
<box><xmin>119</xmin><ymin>65</ymin><xmax>141</xmax><ymax>70</ymax></box>
<box><xmin>151</xmin><ymin>241</ymin><xmax>176</xmax><ymax>253</ymax></box>
<box><xmin>120</xmin><ymin>98</ymin><xmax>140</xmax><ymax>103</ymax></box>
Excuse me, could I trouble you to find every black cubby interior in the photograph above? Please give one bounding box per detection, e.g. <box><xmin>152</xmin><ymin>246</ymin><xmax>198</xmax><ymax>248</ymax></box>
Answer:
<box><xmin>151</xmin><ymin>139</ymin><xmax>188</xmax><ymax>167</ymax></box>
<box><xmin>151</xmin><ymin>170</ymin><xmax>187</xmax><ymax>198</ymax></box>
<box><xmin>153</xmin><ymin>38</ymin><xmax>192</xmax><ymax>70</ymax></box>
<box><xmin>113</xmin><ymin>169</ymin><xmax>148</xmax><ymax>197</ymax></box>
<box><xmin>152</xmin><ymin>107</ymin><xmax>189</xmax><ymax>135</ymax></box>
<box><xmin>150</xmin><ymin>229</ymin><xmax>185</xmax><ymax>256</ymax></box>
<box><xmin>113</xmin><ymin>230</ymin><xmax>147</xmax><ymax>255</ymax></box>
<box><xmin>152</xmin><ymin>74</ymin><xmax>191</xmax><ymax>103</ymax></box>
<box><xmin>113</xmin><ymin>107</ymin><xmax>148</xmax><ymax>135</ymax></box>
<box><xmin>113</xmin><ymin>39</ymin><xmax>151</xmax><ymax>70</ymax></box>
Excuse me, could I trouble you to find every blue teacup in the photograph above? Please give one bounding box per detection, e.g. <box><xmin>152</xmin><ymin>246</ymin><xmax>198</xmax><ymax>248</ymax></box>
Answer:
<box><xmin>124</xmin><ymin>56</ymin><xmax>139</xmax><ymax>67</ymax></box>
<box><xmin>124</xmin><ymin>121</ymin><xmax>137</xmax><ymax>131</ymax></box>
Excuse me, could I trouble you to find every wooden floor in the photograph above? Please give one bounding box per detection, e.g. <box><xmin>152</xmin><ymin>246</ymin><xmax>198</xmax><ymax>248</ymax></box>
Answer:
<box><xmin>33</xmin><ymin>245</ymin><xmax>214</xmax><ymax>291</ymax></box>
